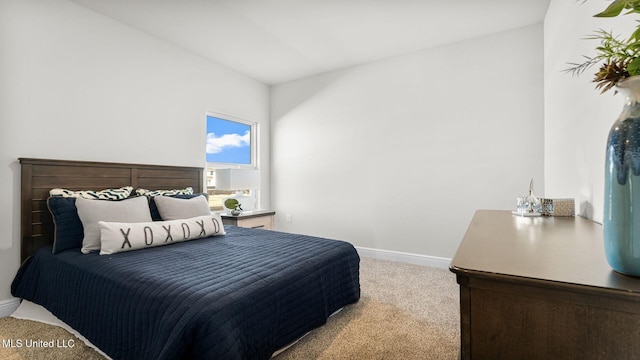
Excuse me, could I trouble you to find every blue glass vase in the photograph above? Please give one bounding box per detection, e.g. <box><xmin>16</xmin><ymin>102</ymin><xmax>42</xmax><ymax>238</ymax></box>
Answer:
<box><xmin>604</xmin><ymin>76</ymin><xmax>640</xmax><ymax>276</ymax></box>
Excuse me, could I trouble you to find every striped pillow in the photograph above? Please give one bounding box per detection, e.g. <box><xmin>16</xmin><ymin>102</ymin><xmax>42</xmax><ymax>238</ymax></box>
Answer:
<box><xmin>135</xmin><ymin>187</ymin><xmax>194</xmax><ymax>197</ymax></box>
<box><xmin>50</xmin><ymin>186</ymin><xmax>133</xmax><ymax>200</ymax></box>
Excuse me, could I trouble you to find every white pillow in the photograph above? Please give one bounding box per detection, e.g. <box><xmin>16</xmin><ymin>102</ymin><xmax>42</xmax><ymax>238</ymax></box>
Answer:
<box><xmin>76</xmin><ymin>196</ymin><xmax>152</xmax><ymax>253</ymax></box>
<box><xmin>154</xmin><ymin>195</ymin><xmax>210</xmax><ymax>220</ymax></box>
<box><xmin>99</xmin><ymin>214</ymin><xmax>226</xmax><ymax>255</ymax></box>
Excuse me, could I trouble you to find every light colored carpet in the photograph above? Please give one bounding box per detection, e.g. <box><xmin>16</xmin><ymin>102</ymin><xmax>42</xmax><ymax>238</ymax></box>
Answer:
<box><xmin>0</xmin><ymin>257</ymin><xmax>460</xmax><ymax>359</ymax></box>
<box><xmin>0</xmin><ymin>317</ymin><xmax>103</xmax><ymax>360</ymax></box>
<box><xmin>276</xmin><ymin>257</ymin><xmax>460</xmax><ymax>359</ymax></box>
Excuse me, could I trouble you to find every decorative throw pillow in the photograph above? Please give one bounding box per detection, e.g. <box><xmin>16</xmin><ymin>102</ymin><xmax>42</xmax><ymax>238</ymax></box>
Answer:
<box><xmin>50</xmin><ymin>186</ymin><xmax>133</xmax><ymax>200</ymax></box>
<box><xmin>47</xmin><ymin>197</ymin><xmax>84</xmax><ymax>254</ymax></box>
<box><xmin>148</xmin><ymin>193</ymin><xmax>208</xmax><ymax>221</ymax></box>
<box><xmin>76</xmin><ymin>196</ymin><xmax>152</xmax><ymax>254</ymax></box>
<box><xmin>154</xmin><ymin>195</ymin><xmax>211</xmax><ymax>221</ymax></box>
<box><xmin>135</xmin><ymin>187</ymin><xmax>193</xmax><ymax>197</ymax></box>
<box><xmin>98</xmin><ymin>214</ymin><xmax>225</xmax><ymax>255</ymax></box>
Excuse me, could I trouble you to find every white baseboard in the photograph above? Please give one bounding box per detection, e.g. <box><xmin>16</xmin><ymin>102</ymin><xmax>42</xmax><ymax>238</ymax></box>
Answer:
<box><xmin>355</xmin><ymin>246</ymin><xmax>451</xmax><ymax>269</ymax></box>
<box><xmin>0</xmin><ymin>298</ymin><xmax>21</xmax><ymax>318</ymax></box>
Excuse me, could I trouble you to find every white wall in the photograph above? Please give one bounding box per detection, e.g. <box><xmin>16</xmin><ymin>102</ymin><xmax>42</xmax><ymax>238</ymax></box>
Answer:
<box><xmin>0</xmin><ymin>0</ymin><xmax>269</xmax><ymax>302</ymax></box>
<box><xmin>271</xmin><ymin>24</ymin><xmax>544</xmax><ymax>259</ymax></box>
<box><xmin>544</xmin><ymin>1</ymin><xmax>637</xmax><ymax>222</ymax></box>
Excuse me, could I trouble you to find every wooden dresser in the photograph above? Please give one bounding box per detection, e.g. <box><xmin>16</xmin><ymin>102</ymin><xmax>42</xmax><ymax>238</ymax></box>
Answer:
<box><xmin>450</xmin><ymin>210</ymin><xmax>640</xmax><ymax>359</ymax></box>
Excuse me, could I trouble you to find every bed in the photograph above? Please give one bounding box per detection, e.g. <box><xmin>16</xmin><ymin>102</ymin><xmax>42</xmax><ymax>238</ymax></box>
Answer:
<box><xmin>11</xmin><ymin>158</ymin><xmax>360</xmax><ymax>359</ymax></box>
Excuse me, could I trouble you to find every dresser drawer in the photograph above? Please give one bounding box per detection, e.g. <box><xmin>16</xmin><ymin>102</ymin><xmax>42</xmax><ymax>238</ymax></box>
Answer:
<box><xmin>221</xmin><ymin>211</ymin><xmax>275</xmax><ymax>230</ymax></box>
<box><xmin>236</xmin><ymin>215</ymin><xmax>273</xmax><ymax>230</ymax></box>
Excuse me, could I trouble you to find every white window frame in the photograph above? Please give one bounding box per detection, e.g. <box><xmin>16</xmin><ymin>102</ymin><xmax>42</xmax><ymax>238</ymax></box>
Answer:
<box><xmin>205</xmin><ymin>110</ymin><xmax>260</xmax><ymax>211</ymax></box>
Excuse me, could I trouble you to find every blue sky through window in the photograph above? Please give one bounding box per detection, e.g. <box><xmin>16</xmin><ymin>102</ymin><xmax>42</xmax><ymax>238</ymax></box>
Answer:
<box><xmin>206</xmin><ymin>115</ymin><xmax>251</xmax><ymax>165</ymax></box>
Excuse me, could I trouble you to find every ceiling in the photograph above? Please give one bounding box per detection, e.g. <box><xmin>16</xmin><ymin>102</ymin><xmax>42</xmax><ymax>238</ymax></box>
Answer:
<box><xmin>71</xmin><ymin>0</ymin><xmax>551</xmax><ymax>85</ymax></box>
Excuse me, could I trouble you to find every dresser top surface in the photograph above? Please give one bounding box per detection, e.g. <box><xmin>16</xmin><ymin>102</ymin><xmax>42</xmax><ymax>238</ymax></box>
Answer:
<box><xmin>450</xmin><ymin>210</ymin><xmax>640</xmax><ymax>293</ymax></box>
<box><xmin>220</xmin><ymin>210</ymin><xmax>275</xmax><ymax>219</ymax></box>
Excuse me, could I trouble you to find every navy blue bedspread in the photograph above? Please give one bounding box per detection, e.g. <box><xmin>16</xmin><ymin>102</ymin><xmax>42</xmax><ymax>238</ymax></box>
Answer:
<box><xmin>11</xmin><ymin>226</ymin><xmax>360</xmax><ymax>359</ymax></box>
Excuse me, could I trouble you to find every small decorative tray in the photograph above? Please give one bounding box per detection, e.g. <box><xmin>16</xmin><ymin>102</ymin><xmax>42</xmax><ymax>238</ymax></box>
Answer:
<box><xmin>512</xmin><ymin>210</ymin><xmax>542</xmax><ymax>217</ymax></box>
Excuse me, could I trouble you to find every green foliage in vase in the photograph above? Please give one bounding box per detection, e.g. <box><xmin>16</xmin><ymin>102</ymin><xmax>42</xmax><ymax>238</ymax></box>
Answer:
<box><xmin>566</xmin><ymin>0</ymin><xmax>640</xmax><ymax>93</ymax></box>
<box><xmin>224</xmin><ymin>198</ymin><xmax>242</xmax><ymax>211</ymax></box>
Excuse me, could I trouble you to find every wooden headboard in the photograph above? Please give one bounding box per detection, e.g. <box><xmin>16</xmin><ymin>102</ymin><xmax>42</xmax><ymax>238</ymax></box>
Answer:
<box><xmin>20</xmin><ymin>158</ymin><xmax>204</xmax><ymax>263</ymax></box>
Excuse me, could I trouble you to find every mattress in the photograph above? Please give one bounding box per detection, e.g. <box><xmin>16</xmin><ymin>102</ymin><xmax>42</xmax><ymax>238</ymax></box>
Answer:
<box><xmin>11</xmin><ymin>226</ymin><xmax>360</xmax><ymax>359</ymax></box>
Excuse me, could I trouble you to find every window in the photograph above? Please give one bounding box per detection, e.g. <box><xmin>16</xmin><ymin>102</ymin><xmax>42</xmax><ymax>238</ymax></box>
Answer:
<box><xmin>205</xmin><ymin>112</ymin><xmax>258</xmax><ymax>210</ymax></box>
<box><xmin>206</xmin><ymin>115</ymin><xmax>255</xmax><ymax>166</ymax></box>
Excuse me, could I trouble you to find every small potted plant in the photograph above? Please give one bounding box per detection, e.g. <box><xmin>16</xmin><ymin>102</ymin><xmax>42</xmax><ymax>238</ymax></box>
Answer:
<box><xmin>224</xmin><ymin>198</ymin><xmax>243</xmax><ymax>216</ymax></box>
